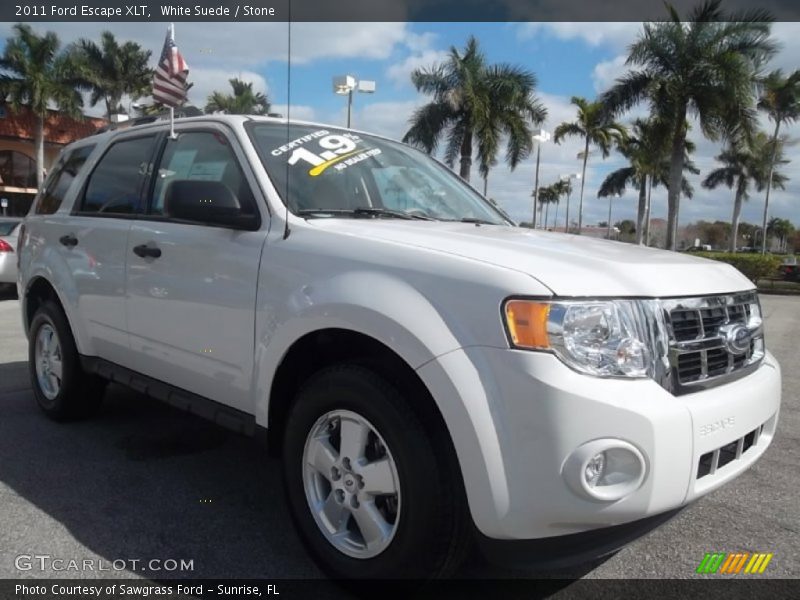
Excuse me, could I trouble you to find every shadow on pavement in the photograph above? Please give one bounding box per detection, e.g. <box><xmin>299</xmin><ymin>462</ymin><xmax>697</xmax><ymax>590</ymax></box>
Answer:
<box><xmin>0</xmin><ymin>360</ymin><xmax>29</xmax><ymax>394</ymax></box>
<box><xmin>0</xmin><ymin>358</ymin><xmax>600</xmax><ymax>593</ymax></box>
<box><xmin>0</xmin><ymin>285</ymin><xmax>18</xmax><ymax>301</ymax></box>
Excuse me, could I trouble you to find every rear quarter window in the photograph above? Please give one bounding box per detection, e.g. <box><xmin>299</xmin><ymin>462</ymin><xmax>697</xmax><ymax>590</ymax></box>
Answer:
<box><xmin>34</xmin><ymin>144</ymin><xmax>95</xmax><ymax>215</ymax></box>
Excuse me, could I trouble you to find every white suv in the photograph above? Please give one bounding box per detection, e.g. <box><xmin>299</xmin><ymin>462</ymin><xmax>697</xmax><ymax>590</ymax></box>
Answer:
<box><xmin>17</xmin><ymin>116</ymin><xmax>781</xmax><ymax>579</ymax></box>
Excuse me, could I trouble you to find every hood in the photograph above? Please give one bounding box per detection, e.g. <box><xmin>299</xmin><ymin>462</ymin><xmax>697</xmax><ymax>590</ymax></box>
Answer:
<box><xmin>305</xmin><ymin>220</ymin><xmax>753</xmax><ymax>297</ymax></box>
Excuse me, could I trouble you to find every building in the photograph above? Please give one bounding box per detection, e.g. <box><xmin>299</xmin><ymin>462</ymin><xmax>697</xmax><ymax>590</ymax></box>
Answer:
<box><xmin>0</xmin><ymin>105</ymin><xmax>106</xmax><ymax>216</ymax></box>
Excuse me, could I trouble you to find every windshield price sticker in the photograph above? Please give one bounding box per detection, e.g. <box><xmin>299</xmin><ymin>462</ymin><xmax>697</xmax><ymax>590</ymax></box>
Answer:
<box><xmin>270</xmin><ymin>130</ymin><xmax>330</xmax><ymax>157</ymax></box>
<box><xmin>272</xmin><ymin>130</ymin><xmax>378</xmax><ymax>177</ymax></box>
<box><xmin>332</xmin><ymin>148</ymin><xmax>382</xmax><ymax>174</ymax></box>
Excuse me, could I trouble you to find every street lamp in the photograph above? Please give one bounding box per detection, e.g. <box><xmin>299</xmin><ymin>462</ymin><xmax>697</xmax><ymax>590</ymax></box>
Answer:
<box><xmin>333</xmin><ymin>75</ymin><xmax>376</xmax><ymax>128</ymax></box>
<box><xmin>560</xmin><ymin>173</ymin><xmax>581</xmax><ymax>233</ymax></box>
<box><xmin>607</xmin><ymin>193</ymin><xmax>620</xmax><ymax>239</ymax></box>
<box><xmin>531</xmin><ymin>129</ymin><xmax>550</xmax><ymax>229</ymax></box>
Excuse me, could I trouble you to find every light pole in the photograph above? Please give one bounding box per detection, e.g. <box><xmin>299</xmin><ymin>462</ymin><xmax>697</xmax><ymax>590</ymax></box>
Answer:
<box><xmin>531</xmin><ymin>129</ymin><xmax>550</xmax><ymax>228</ymax></box>
<box><xmin>333</xmin><ymin>75</ymin><xmax>376</xmax><ymax>128</ymax></box>
<box><xmin>607</xmin><ymin>193</ymin><xmax>619</xmax><ymax>239</ymax></box>
<box><xmin>560</xmin><ymin>173</ymin><xmax>581</xmax><ymax>233</ymax></box>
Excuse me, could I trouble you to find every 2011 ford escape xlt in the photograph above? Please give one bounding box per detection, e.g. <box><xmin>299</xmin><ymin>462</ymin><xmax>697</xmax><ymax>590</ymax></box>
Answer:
<box><xmin>17</xmin><ymin>116</ymin><xmax>781</xmax><ymax>579</ymax></box>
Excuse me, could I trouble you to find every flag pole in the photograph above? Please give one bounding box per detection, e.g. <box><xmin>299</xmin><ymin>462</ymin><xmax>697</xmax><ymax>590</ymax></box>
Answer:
<box><xmin>169</xmin><ymin>23</ymin><xmax>176</xmax><ymax>139</ymax></box>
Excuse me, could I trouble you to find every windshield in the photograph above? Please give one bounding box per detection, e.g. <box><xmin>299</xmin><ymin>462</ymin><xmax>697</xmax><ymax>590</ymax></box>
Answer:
<box><xmin>247</xmin><ymin>122</ymin><xmax>510</xmax><ymax>225</ymax></box>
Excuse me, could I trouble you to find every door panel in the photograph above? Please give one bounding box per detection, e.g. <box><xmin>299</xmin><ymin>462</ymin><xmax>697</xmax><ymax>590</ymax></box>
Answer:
<box><xmin>124</xmin><ymin>128</ymin><xmax>266</xmax><ymax>412</ymax></box>
<box><xmin>125</xmin><ymin>223</ymin><xmax>263</xmax><ymax>411</ymax></box>
<box><xmin>56</xmin><ymin>217</ymin><xmax>133</xmax><ymax>362</ymax></box>
<box><xmin>58</xmin><ymin>134</ymin><xmax>157</xmax><ymax>362</ymax></box>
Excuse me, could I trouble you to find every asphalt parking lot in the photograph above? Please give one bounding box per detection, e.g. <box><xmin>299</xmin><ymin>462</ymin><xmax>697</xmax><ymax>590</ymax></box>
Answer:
<box><xmin>0</xmin><ymin>288</ymin><xmax>797</xmax><ymax>585</ymax></box>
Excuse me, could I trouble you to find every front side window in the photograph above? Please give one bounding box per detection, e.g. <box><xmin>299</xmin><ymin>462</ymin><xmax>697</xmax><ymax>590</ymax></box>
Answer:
<box><xmin>79</xmin><ymin>136</ymin><xmax>156</xmax><ymax>215</ymax></box>
<box><xmin>151</xmin><ymin>130</ymin><xmax>255</xmax><ymax>216</ymax></box>
<box><xmin>36</xmin><ymin>145</ymin><xmax>95</xmax><ymax>215</ymax></box>
<box><xmin>247</xmin><ymin>123</ymin><xmax>509</xmax><ymax>224</ymax></box>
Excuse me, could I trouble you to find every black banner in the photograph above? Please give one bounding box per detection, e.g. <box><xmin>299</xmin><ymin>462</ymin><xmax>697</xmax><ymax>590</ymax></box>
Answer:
<box><xmin>3</xmin><ymin>0</ymin><xmax>800</xmax><ymax>22</ymax></box>
<box><xmin>2</xmin><ymin>579</ymin><xmax>799</xmax><ymax>600</ymax></box>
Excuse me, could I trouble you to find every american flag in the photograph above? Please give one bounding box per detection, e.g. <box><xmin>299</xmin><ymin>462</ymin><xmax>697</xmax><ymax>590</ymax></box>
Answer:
<box><xmin>152</xmin><ymin>26</ymin><xmax>189</xmax><ymax>107</ymax></box>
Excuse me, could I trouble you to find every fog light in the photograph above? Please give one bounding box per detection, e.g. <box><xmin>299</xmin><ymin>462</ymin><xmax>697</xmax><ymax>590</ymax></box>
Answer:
<box><xmin>563</xmin><ymin>439</ymin><xmax>647</xmax><ymax>502</ymax></box>
<box><xmin>584</xmin><ymin>452</ymin><xmax>605</xmax><ymax>487</ymax></box>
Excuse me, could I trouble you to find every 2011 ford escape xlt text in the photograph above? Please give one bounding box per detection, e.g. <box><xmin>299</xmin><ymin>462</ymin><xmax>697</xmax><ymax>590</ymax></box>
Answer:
<box><xmin>17</xmin><ymin>116</ymin><xmax>781</xmax><ymax>579</ymax></box>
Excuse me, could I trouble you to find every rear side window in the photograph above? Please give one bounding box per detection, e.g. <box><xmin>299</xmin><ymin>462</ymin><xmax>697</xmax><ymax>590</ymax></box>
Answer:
<box><xmin>79</xmin><ymin>136</ymin><xmax>157</xmax><ymax>215</ymax></box>
<box><xmin>36</xmin><ymin>145</ymin><xmax>95</xmax><ymax>215</ymax></box>
<box><xmin>0</xmin><ymin>221</ymin><xmax>20</xmax><ymax>236</ymax></box>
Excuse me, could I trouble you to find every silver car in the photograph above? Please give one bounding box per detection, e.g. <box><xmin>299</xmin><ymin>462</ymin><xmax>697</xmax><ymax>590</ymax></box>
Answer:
<box><xmin>0</xmin><ymin>218</ymin><xmax>23</xmax><ymax>289</ymax></box>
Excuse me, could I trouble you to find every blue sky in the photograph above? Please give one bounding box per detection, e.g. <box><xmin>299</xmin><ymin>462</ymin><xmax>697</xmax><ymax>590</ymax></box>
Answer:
<box><xmin>276</xmin><ymin>23</ymin><xmax>604</xmax><ymax>116</ymax></box>
<box><xmin>2</xmin><ymin>21</ymin><xmax>799</xmax><ymax>232</ymax></box>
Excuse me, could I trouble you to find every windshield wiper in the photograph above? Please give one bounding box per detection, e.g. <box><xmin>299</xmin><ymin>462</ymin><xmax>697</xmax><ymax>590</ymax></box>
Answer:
<box><xmin>296</xmin><ymin>208</ymin><xmax>434</xmax><ymax>221</ymax></box>
<box><xmin>451</xmin><ymin>217</ymin><xmax>496</xmax><ymax>225</ymax></box>
<box><xmin>353</xmin><ymin>207</ymin><xmax>435</xmax><ymax>220</ymax></box>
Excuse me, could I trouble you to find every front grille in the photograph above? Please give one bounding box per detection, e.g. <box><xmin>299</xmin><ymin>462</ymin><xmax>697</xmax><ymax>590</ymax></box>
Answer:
<box><xmin>670</xmin><ymin>303</ymin><xmax>751</xmax><ymax>342</ymax></box>
<box><xmin>697</xmin><ymin>424</ymin><xmax>764</xmax><ymax>479</ymax></box>
<box><xmin>664</xmin><ymin>292</ymin><xmax>764</xmax><ymax>389</ymax></box>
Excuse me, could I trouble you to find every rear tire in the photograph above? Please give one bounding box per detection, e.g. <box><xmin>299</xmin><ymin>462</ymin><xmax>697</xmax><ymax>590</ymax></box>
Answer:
<box><xmin>283</xmin><ymin>364</ymin><xmax>470</xmax><ymax>579</ymax></box>
<box><xmin>28</xmin><ymin>301</ymin><xmax>106</xmax><ymax>420</ymax></box>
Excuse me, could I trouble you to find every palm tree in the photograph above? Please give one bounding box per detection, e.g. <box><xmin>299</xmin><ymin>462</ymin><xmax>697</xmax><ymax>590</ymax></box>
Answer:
<box><xmin>600</xmin><ymin>0</ymin><xmax>776</xmax><ymax>251</ymax></box>
<box><xmin>598</xmin><ymin>118</ymin><xmax>696</xmax><ymax>245</ymax></box>
<box><xmin>757</xmin><ymin>69</ymin><xmax>800</xmax><ymax>254</ymax></box>
<box><xmin>538</xmin><ymin>184</ymin><xmax>559</xmax><ymax>229</ymax></box>
<box><xmin>552</xmin><ymin>178</ymin><xmax>573</xmax><ymax>231</ymax></box>
<box><xmin>0</xmin><ymin>24</ymin><xmax>84</xmax><ymax>191</ymax></box>
<box><xmin>702</xmin><ymin>133</ymin><xmax>787</xmax><ymax>252</ymax></box>
<box><xmin>767</xmin><ymin>217</ymin><xmax>794</xmax><ymax>253</ymax></box>
<box><xmin>553</xmin><ymin>96</ymin><xmax>626</xmax><ymax>235</ymax></box>
<box><xmin>403</xmin><ymin>36</ymin><xmax>546</xmax><ymax>184</ymax></box>
<box><xmin>74</xmin><ymin>31</ymin><xmax>152</xmax><ymax>120</ymax></box>
<box><xmin>205</xmin><ymin>78</ymin><xmax>270</xmax><ymax>115</ymax></box>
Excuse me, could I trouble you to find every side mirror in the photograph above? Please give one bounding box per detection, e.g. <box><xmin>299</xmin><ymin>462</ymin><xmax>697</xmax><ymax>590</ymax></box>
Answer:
<box><xmin>165</xmin><ymin>180</ymin><xmax>258</xmax><ymax>229</ymax></box>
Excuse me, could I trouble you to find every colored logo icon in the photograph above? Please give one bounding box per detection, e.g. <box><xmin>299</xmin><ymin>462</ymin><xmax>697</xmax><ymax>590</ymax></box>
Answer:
<box><xmin>696</xmin><ymin>552</ymin><xmax>773</xmax><ymax>574</ymax></box>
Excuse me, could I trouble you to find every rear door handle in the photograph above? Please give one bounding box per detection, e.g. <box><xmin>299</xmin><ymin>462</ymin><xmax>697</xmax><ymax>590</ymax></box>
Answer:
<box><xmin>133</xmin><ymin>244</ymin><xmax>162</xmax><ymax>259</ymax></box>
<box><xmin>59</xmin><ymin>234</ymin><xmax>78</xmax><ymax>248</ymax></box>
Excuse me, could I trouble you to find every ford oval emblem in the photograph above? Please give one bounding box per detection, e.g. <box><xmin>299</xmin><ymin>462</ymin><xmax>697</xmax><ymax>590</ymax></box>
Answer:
<box><xmin>722</xmin><ymin>324</ymin><xmax>751</xmax><ymax>355</ymax></box>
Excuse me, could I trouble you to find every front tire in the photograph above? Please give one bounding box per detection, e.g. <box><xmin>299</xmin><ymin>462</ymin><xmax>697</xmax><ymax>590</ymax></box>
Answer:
<box><xmin>28</xmin><ymin>301</ymin><xmax>106</xmax><ymax>420</ymax></box>
<box><xmin>283</xmin><ymin>365</ymin><xmax>470</xmax><ymax>579</ymax></box>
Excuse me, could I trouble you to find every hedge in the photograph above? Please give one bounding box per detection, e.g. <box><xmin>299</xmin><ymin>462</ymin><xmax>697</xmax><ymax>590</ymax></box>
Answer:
<box><xmin>693</xmin><ymin>252</ymin><xmax>782</xmax><ymax>282</ymax></box>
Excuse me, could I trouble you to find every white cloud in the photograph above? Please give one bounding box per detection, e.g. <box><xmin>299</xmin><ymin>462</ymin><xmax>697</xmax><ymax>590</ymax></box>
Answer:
<box><xmin>384</xmin><ymin>31</ymin><xmax>449</xmax><ymax>88</ymax></box>
<box><xmin>592</xmin><ymin>54</ymin><xmax>628</xmax><ymax>93</ymax></box>
<box><xmin>517</xmin><ymin>22</ymin><xmax>641</xmax><ymax>52</ymax></box>
<box><xmin>386</xmin><ymin>49</ymin><xmax>450</xmax><ymax>87</ymax></box>
<box><xmin>271</xmin><ymin>104</ymin><xmax>317</xmax><ymax>122</ymax></box>
<box><xmin>353</xmin><ymin>100</ymin><xmax>424</xmax><ymax>140</ymax></box>
<box><xmin>288</xmin><ymin>23</ymin><xmax>408</xmax><ymax>64</ymax></box>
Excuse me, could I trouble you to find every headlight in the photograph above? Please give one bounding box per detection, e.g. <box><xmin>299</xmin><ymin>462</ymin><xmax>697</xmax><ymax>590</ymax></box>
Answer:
<box><xmin>504</xmin><ymin>299</ymin><xmax>653</xmax><ymax>378</ymax></box>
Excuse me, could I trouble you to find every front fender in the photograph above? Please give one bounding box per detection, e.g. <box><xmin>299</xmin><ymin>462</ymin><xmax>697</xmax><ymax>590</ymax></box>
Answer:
<box><xmin>253</xmin><ymin>270</ymin><xmax>464</xmax><ymax>425</ymax></box>
<box><xmin>252</xmin><ymin>270</ymin><xmax>512</xmax><ymax>539</ymax></box>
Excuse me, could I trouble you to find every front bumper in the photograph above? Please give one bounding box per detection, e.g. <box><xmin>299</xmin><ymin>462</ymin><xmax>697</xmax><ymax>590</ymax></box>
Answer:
<box><xmin>417</xmin><ymin>347</ymin><xmax>781</xmax><ymax>541</ymax></box>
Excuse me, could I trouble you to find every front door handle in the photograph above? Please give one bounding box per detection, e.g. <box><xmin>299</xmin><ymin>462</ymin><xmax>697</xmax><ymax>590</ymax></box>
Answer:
<box><xmin>133</xmin><ymin>244</ymin><xmax>162</xmax><ymax>259</ymax></box>
<box><xmin>59</xmin><ymin>234</ymin><xmax>78</xmax><ymax>248</ymax></box>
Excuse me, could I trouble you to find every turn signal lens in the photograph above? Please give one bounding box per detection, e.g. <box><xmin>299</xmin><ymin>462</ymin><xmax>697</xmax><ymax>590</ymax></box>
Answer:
<box><xmin>504</xmin><ymin>300</ymin><xmax>550</xmax><ymax>349</ymax></box>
